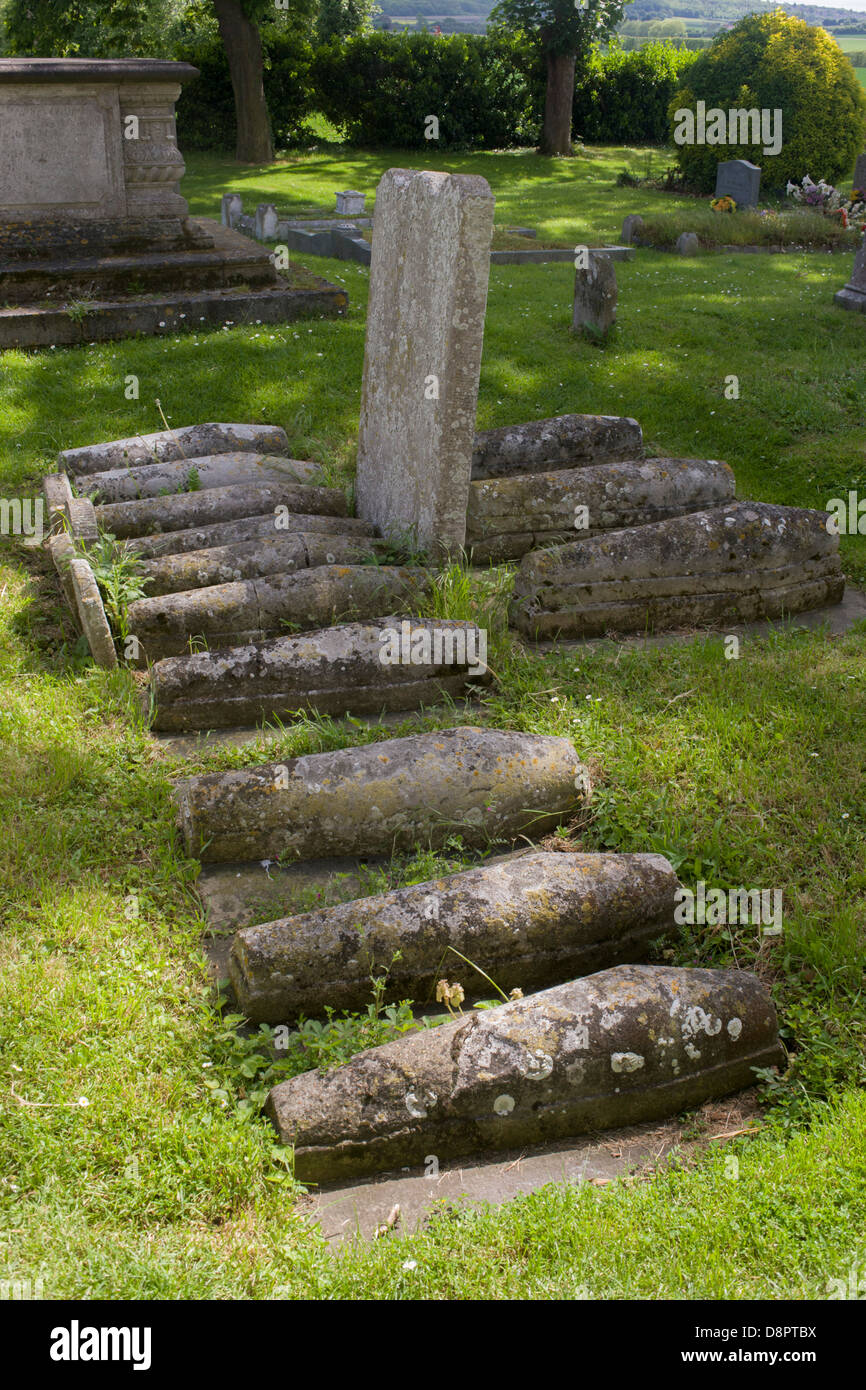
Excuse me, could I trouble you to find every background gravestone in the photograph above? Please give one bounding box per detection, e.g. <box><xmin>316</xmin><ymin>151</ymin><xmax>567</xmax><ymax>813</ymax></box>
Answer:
<box><xmin>854</xmin><ymin>153</ymin><xmax>866</xmax><ymax>194</ymax></box>
<box><xmin>834</xmin><ymin>231</ymin><xmax>866</xmax><ymax>312</ymax></box>
<box><xmin>356</xmin><ymin>168</ymin><xmax>495</xmax><ymax>558</ymax></box>
<box><xmin>715</xmin><ymin>159</ymin><xmax>761</xmax><ymax>208</ymax></box>
<box><xmin>621</xmin><ymin>214</ymin><xmax>644</xmax><ymax>245</ymax></box>
<box><xmin>572</xmin><ymin>251</ymin><xmax>617</xmax><ymax>337</ymax></box>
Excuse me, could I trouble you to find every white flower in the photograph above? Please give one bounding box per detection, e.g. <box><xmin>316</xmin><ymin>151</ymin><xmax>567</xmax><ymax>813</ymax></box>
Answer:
<box><xmin>402</xmin><ymin>1260</ymin><xmax>417</xmax><ymax>1272</ymax></box>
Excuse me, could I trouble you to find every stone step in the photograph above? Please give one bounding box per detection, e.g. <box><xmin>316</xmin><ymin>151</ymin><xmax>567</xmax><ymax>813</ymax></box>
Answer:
<box><xmin>172</xmin><ymin>726</ymin><xmax>585</xmax><ymax>865</ymax></box>
<box><xmin>230</xmin><ymin>849</ymin><xmax>678</xmax><ymax>1022</ymax></box>
<box><xmin>59</xmin><ymin>423</ymin><xmax>289</xmax><ymax>476</ymax></box>
<box><xmin>0</xmin><ymin>280</ymin><xmax>348</xmax><ymax>351</ymax></box>
<box><xmin>265</xmin><ymin>962</ymin><xmax>784</xmax><ymax>1182</ymax></box>
<box><xmin>466</xmin><ymin>457</ymin><xmax>735</xmax><ymax>563</ymax></box>
<box><xmin>139</xmin><ymin>532</ymin><xmax>387</xmax><ymax>596</ymax></box>
<box><xmin>149</xmin><ymin>617</ymin><xmax>490</xmax><ymax>731</ymax></box>
<box><xmin>510</xmin><ymin>502</ymin><xmax>845</xmax><ymax>638</ymax></box>
<box><xmin>128</xmin><ymin>511</ymin><xmax>377</xmax><ymax>561</ymax></box>
<box><xmin>96</xmin><ymin>479</ymin><xmax>348</xmax><ymax>540</ymax></box>
<box><xmin>471</xmin><ymin>414</ymin><xmax>643</xmax><ymax>480</ymax></box>
<box><xmin>78</xmin><ymin>452</ymin><xmax>325</xmax><ymax>504</ymax></box>
<box><xmin>0</xmin><ymin>237</ymin><xmax>279</xmax><ymax>304</ymax></box>
<box><xmin>127</xmin><ymin>564</ymin><xmax>430</xmax><ymax>663</ymax></box>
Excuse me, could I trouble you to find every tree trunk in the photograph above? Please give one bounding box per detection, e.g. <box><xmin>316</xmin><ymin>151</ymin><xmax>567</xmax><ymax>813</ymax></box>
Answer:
<box><xmin>212</xmin><ymin>0</ymin><xmax>273</xmax><ymax>163</ymax></box>
<box><xmin>539</xmin><ymin>51</ymin><xmax>576</xmax><ymax>157</ymax></box>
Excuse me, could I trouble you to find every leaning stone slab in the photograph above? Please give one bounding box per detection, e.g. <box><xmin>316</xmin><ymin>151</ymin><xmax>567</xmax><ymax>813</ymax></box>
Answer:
<box><xmin>65</xmin><ymin>496</ymin><xmax>99</xmax><ymax>544</ymax></box>
<box><xmin>78</xmin><ymin>453</ymin><xmax>325</xmax><ymax>504</ymax></box>
<box><xmin>621</xmin><ymin>214</ymin><xmax>645</xmax><ymax>245</ymax></box>
<box><xmin>150</xmin><ymin>617</ymin><xmax>490</xmax><ymax>731</ymax></box>
<box><xmin>129</xmin><ymin>512</ymin><xmax>376</xmax><ymax>561</ymax></box>
<box><xmin>68</xmin><ymin>558</ymin><xmax>117</xmax><ymax>669</ymax></box>
<box><xmin>96</xmin><ymin>480</ymin><xmax>347</xmax><ymax>540</ymax></box>
<box><xmin>231</xmin><ymin>849</ymin><xmax>678</xmax><ymax>1022</ymax></box>
<box><xmin>466</xmin><ymin>457</ymin><xmax>735</xmax><ymax>562</ymax></box>
<box><xmin>49</xmin><ymin>532</ymin><xmax>81</xmax><ymax>627</ymax></box>
<box><xmin>266</xmin><ymin>963</ymin><xmax>784</xmax><ymax>1181</ymax></box>
<box><xmin>174</xmin><ymin>726</ymin><xmax>584</xmax><ymax>864</ymax></box>
<box><xmin>356</xmin><ymin>169</ymin><xmax>495</xmax><ymax>557</ymax></box>
<box><xmin>472</xmin><ymin>414</ymin><xmax>642</xmax><ymax>480</ymax></box>
<box><xmin>510</xmin><ymin>502</ymin><xmax>845</xmax><ymax>639</ymax></box>
<box><xmin>42</xmin><ymin>472</ymin><xmax>73</xmax><ymax>519</ymax></box>
<box><xmin>572</xmin><ymin>251</ymin><xmax>617</xmax><ymax>337</ymax></box>
<box><xmin>138</xmin><ymin>532</ymin><xmax>384</xmax><ymax>596</ymax></box>
<box><xmin>128</xmin><ymin>565</ymin><xmax>431</xmax><ymax>662</ymax></box>
<box><xmin>58</xmin><ymin>423</ymin><xmax>290</xmax><ymax>476</ymax></box>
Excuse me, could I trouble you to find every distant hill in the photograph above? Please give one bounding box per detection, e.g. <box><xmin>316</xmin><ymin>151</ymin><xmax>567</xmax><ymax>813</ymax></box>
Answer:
<box><xmin>375</xmin><ymin>0</ymin><xmax>866</xmax><ymax>31</ymax></box>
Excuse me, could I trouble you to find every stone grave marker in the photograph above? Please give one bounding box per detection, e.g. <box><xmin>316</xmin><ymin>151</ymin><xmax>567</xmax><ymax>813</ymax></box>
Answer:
<box><xmin>834</xmin><ymin>231</ymin><xmax>866</xmax><ymax>313</ymax></box>
<box><xmin>676</xmin><ymin>231</ymin><xmax>700</xmax><ymax>256</ymax></box>
<box><xmin>715</xmin><ymin>159</ymin><xmax>761</xmax><ymax>208</ymax></box>
<box><xmin>221</xmin><ymin>192</ymin><xmax>242</xmax><ymax>228</ymax></box>
<box><xmin>854</xmin><ymin>152</ymin><xmax>866</xmax><ymax>194</ymax></box>
<box><xmin>255</xmin><ymin>203</ymin><xmax>279</xmax><ymax>240</ymax></box>
<box><xmin>620</xmin><ymin>213</ymin><xmax>644</xmax><ymax>245</ymax></box>
<box><xmin>572</xmin><ymin>251</ymin><xmax>617</xmax><ymax>337</ymax></box>
<box><xmin>336</xmin><ymin>190</ymin><xmax>365</xmax><ymax>215</ymax></box>
<box><xmin>356</xmin><ymin>168</ymin><xmax>495</xmax><ymax>558</ymax></box>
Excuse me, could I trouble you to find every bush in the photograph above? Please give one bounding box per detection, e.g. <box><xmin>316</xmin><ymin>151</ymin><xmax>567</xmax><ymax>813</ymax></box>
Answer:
<box><xmin>175</xmin><ymin>27</ymin><xmax>315</xmax><ymax>151</ymax></box>
<box><xmin>669</xmin><ymin>13</ymin><xmax>866</xmax><ymax>193</ymax></box>
<box><xmin>310</xmin><ymin>32</ymin><xmax>538</xmax><ymax>149</ymax></box>
<box><xmin>573</xmin><ymin>43</ymin><xmax>699</xmax><ymax>144</ymax></box>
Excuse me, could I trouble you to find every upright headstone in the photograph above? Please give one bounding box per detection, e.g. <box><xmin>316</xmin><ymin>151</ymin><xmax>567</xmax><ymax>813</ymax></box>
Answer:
<box><xmin>715</xmin><ymin>159</ymin><xmax>761</xmax><ymax>208</ymax></box>
<box><xmin>221</xmin><ymin>192</ymin><xmax>242</xmax><ymax>229</ymax></box>
<box><xmin>572</xmin><ymin>251</ymin><xmax>617</xmax><ymax>337</ymax></box>
<box><xmin>676</xmin><ymin>231</ymin><xmax>700</xmax><ymax>257</ymax></box>
<box><xmin>356</xmin><ymin>169</ymin><xmax>495</xmax><ymax>557</ymax></box>
<box><xmin>834</xmin><ymin>231</ymin><xmax>866</xmax><ymax>313</ymax></box>
<box><xmin>854</xmin><ymin>152</ymin><xmax>866</xmax><ymax>195</ymax></box>
<box><xmin>255</xmin><ymin>203</ymin><xmax>279</xmax><ymax>240</ymax></box>
<box><xmin>620</xmin><ymin>213</ymin><xmax>644</xmax><ymax>245</ymax></box>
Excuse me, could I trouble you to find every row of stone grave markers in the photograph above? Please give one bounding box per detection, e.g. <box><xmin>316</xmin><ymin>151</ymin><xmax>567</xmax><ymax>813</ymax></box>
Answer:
<box><xmin>40</xmin><ymin>168</ymin><xmax>850</xmax><ymax>1185</ymax></box>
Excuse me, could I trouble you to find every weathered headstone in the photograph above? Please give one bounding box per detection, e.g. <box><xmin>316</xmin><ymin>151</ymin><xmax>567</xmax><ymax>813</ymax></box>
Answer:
<box><xmin>69</xmin><ymin>558</ymin><xmax>118</xmax><ymax>669</ymax></box>
<box><xmin>335</xmin><ymin>190</ymin><xmax>365</xmax><ymax>216</ymax></box>
<box><xmin>620</xmin><ymin>214</ymin><xmax>644</xmax><ymax>245</ymax></box>
<box><xmin>221</xmin><ymin>192</ymin><xmax>243</xmax><ymax>229</ymax></box>
<box><xmin>853</xmin><ymin>153</ymin><xmax>866</xmax><ymax>194</ymax></box>
<box><xmin>510</xmin><ymin>501</ymin><xmax>845</xmax><ymax>638</ymax></box>
<box><xmin>266</xmin><ymin>963</ymin><xmax>784</xmax><ymax>1181</ymax></box>
<box><xmin>173</xmin><ymin>726</ymin><xmax>585</xmax><ymax>864</ymax></box>
<box><xmin>255</xmin><ymin>203</ymin><xmax>279</xmax><ymax>241</ymax></box>
<box><xmin>834</xmin><ymin>231</ymin><xmax>866</xmax><ymax>313</ymax></box>
<box><xmin>356</xmin><ymin>169</ymin><xmax>495</xmax><ymax>558</ymax></box>
<box><xmin>715</xmin><ymin>159</ymin><xmax>761</xmax><ymax>208</ymax></box>
<box><xmin>230</xmin><ymin>850</ymin><xmax>679</xmax><ymax>1022</ymax></box>
<box><xmin>676</xmin><ymin>232</ymin><xmax>700</xmax><ymax>257</ymax></box>
<box><xmin>572</xmin><ymin>251</ymin><xmax>617</xmax><ymax>337</ymax></box>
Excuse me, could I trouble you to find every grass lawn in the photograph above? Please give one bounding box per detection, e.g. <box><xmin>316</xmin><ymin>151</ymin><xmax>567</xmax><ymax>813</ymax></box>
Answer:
<box><xmin>1</xmin><ymin>145</ymin><xmax>864</xmax><ymax>1301</ymax></box>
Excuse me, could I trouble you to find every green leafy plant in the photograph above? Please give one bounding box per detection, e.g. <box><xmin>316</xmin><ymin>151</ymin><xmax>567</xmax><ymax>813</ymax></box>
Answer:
<box><xmin>78</xmin><ymin>532</ymin><xmax>152</xmax><ymax>644</ymax></box>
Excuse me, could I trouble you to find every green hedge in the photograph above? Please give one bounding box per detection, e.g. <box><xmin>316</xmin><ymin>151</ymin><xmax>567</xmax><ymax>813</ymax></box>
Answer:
<box><xmin>173</xmin><ymin>31</ymin><xmax>702</xmax><ymax>153</ymax></box>
<box><xmin>574</xmin><ymin>43</ymin><xmax>698</xmax><ymax>144</ymax></box>
<box><xmin>175</xmin><ymin>27</ymin><xmax>315</xmax><ymax>151</ymax></box>
<box><xmin>311</xmin><ymin>33</ymin><xmax>539</xmax><ymax>150</ymax></box>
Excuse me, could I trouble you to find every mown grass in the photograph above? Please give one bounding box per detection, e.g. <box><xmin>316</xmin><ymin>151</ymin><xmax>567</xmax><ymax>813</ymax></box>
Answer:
<box><xmin>1</xmin><ymin>145</ymin><xmax>864</xmax><ymax>1300</ymax></box>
